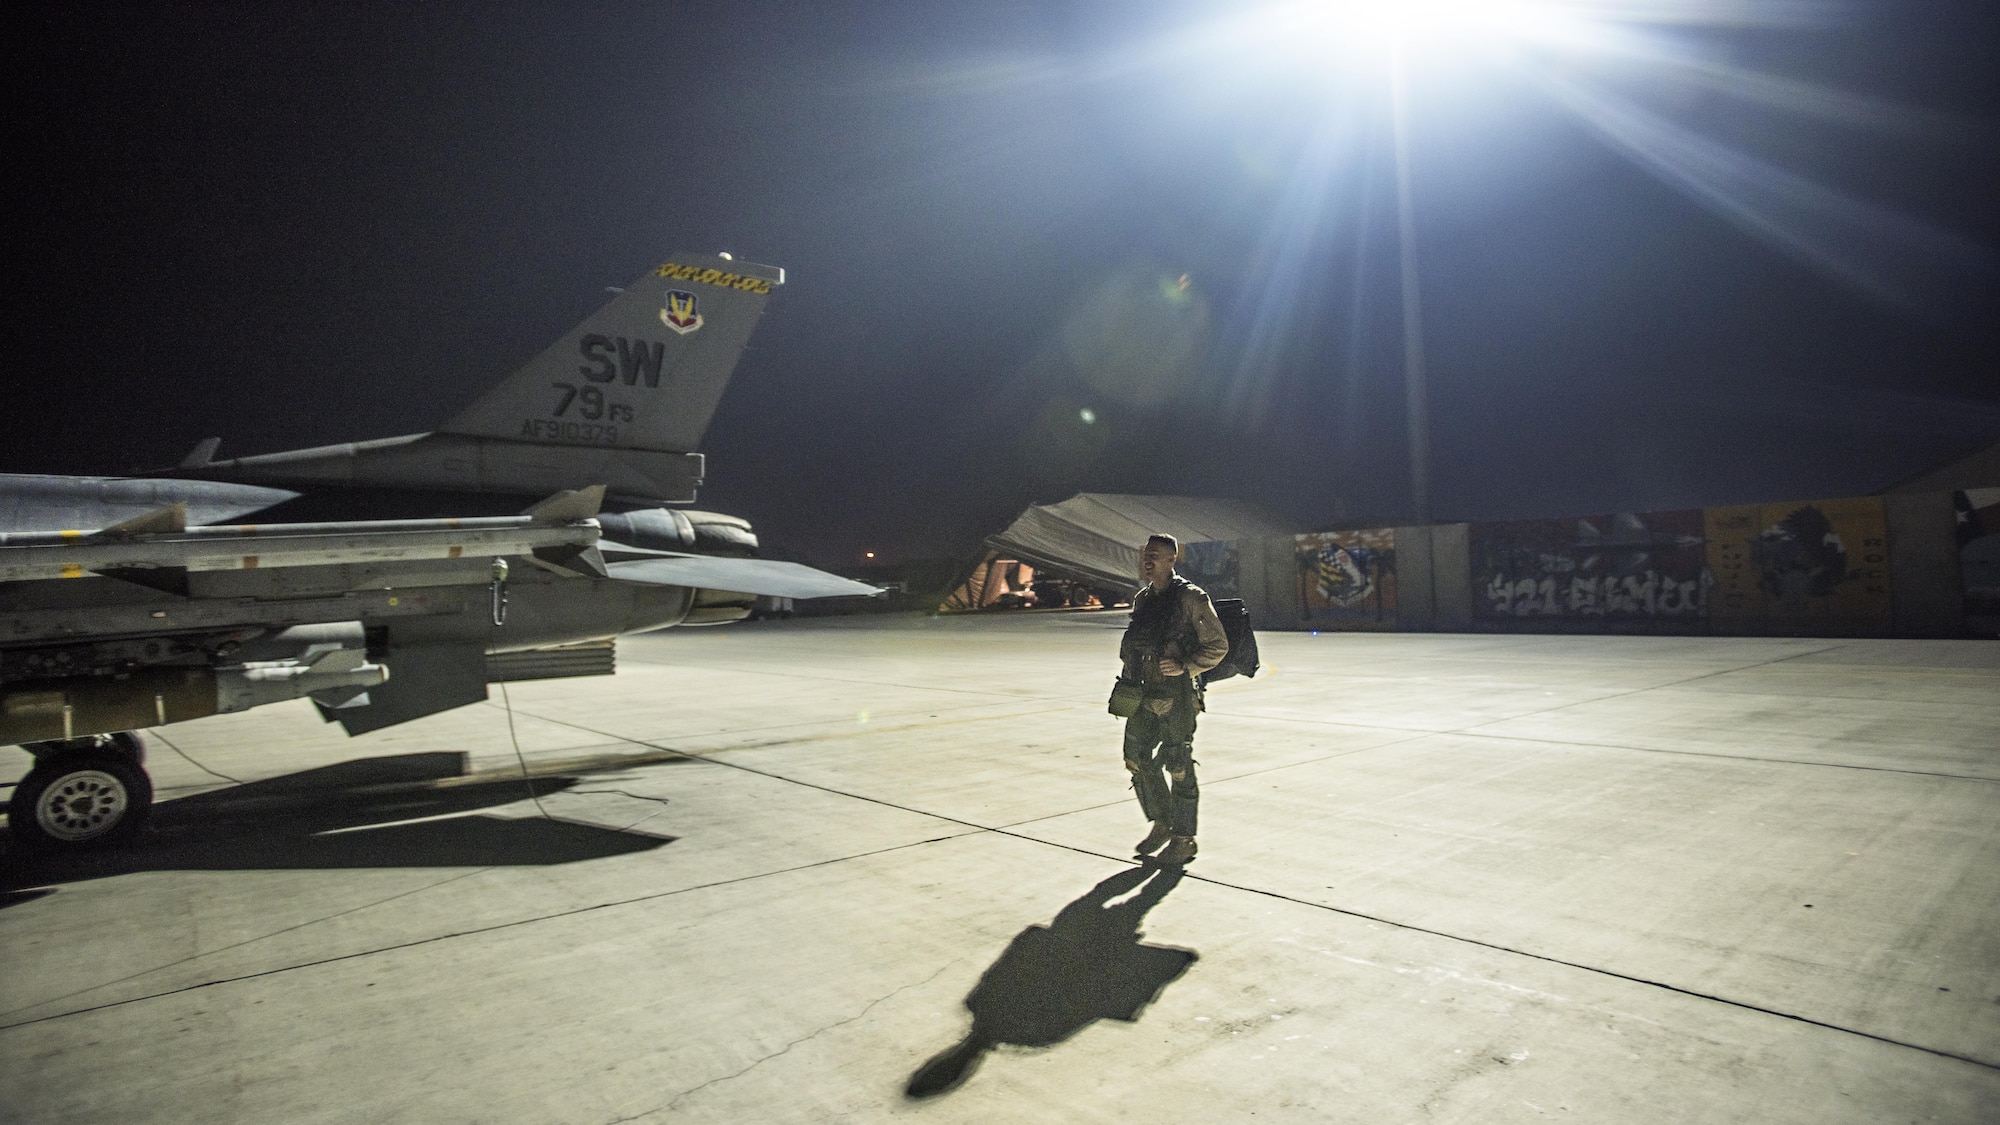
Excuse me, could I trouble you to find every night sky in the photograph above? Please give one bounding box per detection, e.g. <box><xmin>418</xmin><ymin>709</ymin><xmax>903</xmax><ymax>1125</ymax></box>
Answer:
<box><xmin>8</xmin><ymin>2</ymin><xmax>1998</xmax><ymax>568</ymax></box>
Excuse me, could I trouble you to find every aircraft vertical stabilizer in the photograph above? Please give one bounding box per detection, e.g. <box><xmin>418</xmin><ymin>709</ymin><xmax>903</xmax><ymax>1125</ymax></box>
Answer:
<box><xmin>175</xmin><ymin>251</ymin><xmax>783</xmax><ymax>504</ymax></box>
<box><xmin>440</xmin><ymin>252</ymin><xmax>782</xmax><ymax>456</ymax></box>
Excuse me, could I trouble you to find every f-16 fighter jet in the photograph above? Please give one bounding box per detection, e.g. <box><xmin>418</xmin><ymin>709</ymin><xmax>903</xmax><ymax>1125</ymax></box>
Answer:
<box><xmin>1</xmin><ymin>252</ymin><xmax>876</xmax><ymax>850</ymax></box>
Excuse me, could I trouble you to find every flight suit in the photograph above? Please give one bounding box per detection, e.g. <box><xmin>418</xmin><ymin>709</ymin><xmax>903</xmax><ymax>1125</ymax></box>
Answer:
<box><xmin>1119</xmin><ymin>576</ymin><xmax>1229</xmax><ymax>839</ymax></box>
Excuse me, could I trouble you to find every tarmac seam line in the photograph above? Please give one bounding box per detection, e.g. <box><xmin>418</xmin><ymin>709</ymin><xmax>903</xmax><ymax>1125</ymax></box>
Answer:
<box><xmin>1451</xmin><ymin>731</ymin><xmax>2000</xmax><ymax>783</ymax></box>
<box><xmin>0</xmin><ymin>860</ymin><xmax>512</xmax><ymax>1022</ymax></box>
<box><xmin>1217</xmin><ymin>645</ymin><xmax>1852</xmax><ymax>745</ymax></box>
<box><xmin>620</xmin><ymin>958</ymin><xmax>966</xmax><ymax>1121</ymax></box>
<box><xmin>0</xmin><ymin>780</ymin><xmax>691</xmax><ymax>1023</ymax></box>
<box><xmin>610</xmin><ymin>656</ymin><xmax>1070</xmax><ymax>701</ymax></box>
<box><xmin>502</xmin><ymin>703</ymin><xmax>1078</xmax><ymax>763</ymax></box>
<box><xmin>483</xmin><ymin>708</ymin><xmax>2000</xmax><ymax>1076</ymax></box>
<box><xmin>0</xmin><ymin>831</ymin><xmax>979</xmax><ymax>1033</ymax></box>
<box><xmin>1443</xmin><ymin>643</ymin><xmax>1849</xmax><ymax>735</ymax></box>
<box><xmin>32</xmin><ymin>693</ymin><xmax>1970</xmax><ymax>1071</ymax></box>
<box><xmin>990</xmin><ymin>733</ymin><xmax>1444</xmax><ymax>831</ymax></box>
<box><xmin>1021</xmin><ymin>836</ymin><xmax>2000</xmax><ymax>1075</ymax></box>
<box><xmin>1215</xmin><ymin>647</ymin><xmax>1999</xmax><ymax>783</ymax></box>
<box><xmin>477</xmin><ymin>690</ymin><xmax>1039</xmax><ymax>745</ymax></box>
<box><xmin>1200</xmin><ymin>711</ymin><xmax>2000</xmax><ymax>784</ymax></box>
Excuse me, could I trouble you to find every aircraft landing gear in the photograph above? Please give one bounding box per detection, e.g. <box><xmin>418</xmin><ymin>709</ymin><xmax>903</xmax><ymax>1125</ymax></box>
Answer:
<box><xmin>8</xmin><ymin>733</ymin><xmax>154</xmax><ymax>850</ymax></box>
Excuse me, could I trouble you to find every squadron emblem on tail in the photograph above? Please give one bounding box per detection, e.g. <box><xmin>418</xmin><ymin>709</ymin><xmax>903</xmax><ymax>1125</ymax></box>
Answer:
<box><xmin>661</xmin><ymin>289</ymin><xmax>703</xmax><ymax>335</ymax></box>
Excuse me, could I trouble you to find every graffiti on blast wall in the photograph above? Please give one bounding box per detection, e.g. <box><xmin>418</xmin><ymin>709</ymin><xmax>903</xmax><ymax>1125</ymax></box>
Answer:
<box><xmin>1178</xmin><ymin>539</ymin><xmax>1241</xmax><ymax>600</ymax></box>
<box><xmin>1295</xmin><ymin>529</ymin><xmax>1397</xmax><ymax>629</ymax></box>
<box><xmin>1471</xmin><ymin>510</ymin><xmax>1709</xmax><ymax>627</ymax></box>
<box><xmin>1705</xmin><ymin>497</ymin><xmax>1890</xmax><ymax>629</ymax></box>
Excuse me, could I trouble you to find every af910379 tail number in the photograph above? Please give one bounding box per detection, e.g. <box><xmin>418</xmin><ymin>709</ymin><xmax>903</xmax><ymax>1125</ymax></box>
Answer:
<box><xmin>518</xmin><ymin>381</ymin><xmax>634</xmax><ymax>444</ymax></box>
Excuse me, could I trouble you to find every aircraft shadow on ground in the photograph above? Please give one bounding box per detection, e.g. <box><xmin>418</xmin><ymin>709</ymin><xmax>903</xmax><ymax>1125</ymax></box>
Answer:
<box><xmin>906</xmin><ymin>864</ymin><xmax>1197</xmax><ymax>1099</ymax></box>
<box><xmin>1</xmin><ymin>751</ymin><xmax>675</xmax><ymax>887</ymax></box>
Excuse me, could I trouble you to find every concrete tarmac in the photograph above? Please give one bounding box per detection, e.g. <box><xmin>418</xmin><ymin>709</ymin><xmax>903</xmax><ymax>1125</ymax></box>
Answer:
<box><xmin>2</xmin><ymin>613</ymin><xmax>1996</xmax><ymax>1123</ymax></box>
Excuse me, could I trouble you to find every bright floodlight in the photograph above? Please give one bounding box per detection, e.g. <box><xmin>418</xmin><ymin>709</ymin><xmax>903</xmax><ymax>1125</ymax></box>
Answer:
<box><xmin>1263</xmin><ymin>0</ymin><xmax>1577</xmax><ymax>52</ymax></box>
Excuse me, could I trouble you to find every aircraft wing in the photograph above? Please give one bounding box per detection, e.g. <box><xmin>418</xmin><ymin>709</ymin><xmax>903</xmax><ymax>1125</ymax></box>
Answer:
<box><xmin>605</xmin><ymin>554</ymin><xmax>880</xmax><ymax>600</ymax></box>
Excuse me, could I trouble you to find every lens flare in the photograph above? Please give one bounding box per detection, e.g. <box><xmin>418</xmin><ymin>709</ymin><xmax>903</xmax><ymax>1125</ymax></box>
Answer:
<box><xmin>1159</xmin><ymin>1</ymin><xmax>1994</xmax><ymax>321</ymax></box>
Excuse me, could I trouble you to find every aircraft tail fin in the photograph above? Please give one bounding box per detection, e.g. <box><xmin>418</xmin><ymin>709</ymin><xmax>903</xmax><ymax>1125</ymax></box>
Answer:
<box><xmin>179</xmin><ymin>438</ymin><xmax>221</xmax><ymax>469</ymax></box>
<box><xmin>440</xmin><ymin>252</ymin><xmax>783</xmax><ymax>455</ymax></box>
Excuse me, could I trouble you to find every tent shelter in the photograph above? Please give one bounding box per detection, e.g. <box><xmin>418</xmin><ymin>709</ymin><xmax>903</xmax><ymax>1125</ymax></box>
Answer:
<box><xmin>940</xmin><ymin>493</ymin><xmax>1293</xmax><ymax>612</ymax></box>
<box><xmin>938</xmin><ymin>555</ymin><xmax>1039</xmax><ymax>613</ymax></box>
<box><xmin>1880</xmin><ymin>439</ymin><xmax>2000</xmax><ymax>494</ymax></box>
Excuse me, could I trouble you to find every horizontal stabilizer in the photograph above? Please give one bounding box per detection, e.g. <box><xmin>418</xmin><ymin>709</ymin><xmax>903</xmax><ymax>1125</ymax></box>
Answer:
<box><xmin>607</xmin><ymin>556</ymin><xmax>881</xmax><ymax>600</ymax></box>
<box><xmin>180</xmin><ymin>433</ymin><xmax>703</xmax><ymax>506</ymax></box>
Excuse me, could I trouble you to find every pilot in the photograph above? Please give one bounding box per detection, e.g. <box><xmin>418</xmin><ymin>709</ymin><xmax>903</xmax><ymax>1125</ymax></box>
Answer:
<box><xmin>1120</xmin><ymin>534</ymin><xmax>1228</xmax><ymax>866</ymax></box>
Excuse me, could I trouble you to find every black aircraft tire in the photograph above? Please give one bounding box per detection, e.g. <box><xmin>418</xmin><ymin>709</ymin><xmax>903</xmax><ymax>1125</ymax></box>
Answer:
<box><xmin>8</xmin><ymin>751</ymin><xmax>154</xmax><ymax>850</ymax></box>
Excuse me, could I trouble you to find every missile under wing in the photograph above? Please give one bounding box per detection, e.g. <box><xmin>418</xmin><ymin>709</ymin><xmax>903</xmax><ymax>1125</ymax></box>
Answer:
<box><xmin>0</xmin><ymin>474</ymin><xmax>296</xmax><ymax>532</ymax></box>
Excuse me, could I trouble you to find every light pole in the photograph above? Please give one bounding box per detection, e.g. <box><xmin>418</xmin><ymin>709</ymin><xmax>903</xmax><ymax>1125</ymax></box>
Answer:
<box><xmin>1389</xmin><ymin>43</ymin><xmax>1430</xmax><ymax>524</ymax></box>
<box><xmin>1226</xmin><ymin>2</ymin><xmax>1574</xmax><ymax>521</ymax></box>
<box><xmin>1199</xmin><ymin>0</ymin><xmax>1843</xmax><ymax>520</ymax></box>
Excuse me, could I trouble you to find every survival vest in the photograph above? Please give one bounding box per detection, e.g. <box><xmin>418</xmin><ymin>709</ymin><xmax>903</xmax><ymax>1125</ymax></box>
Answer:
<box><xmin>1123</xmin><ymin>577</ymin><xmax>1260</xmax><ymax>689</ymax></box>
<box><xmin>1121</xmin><ymin>575</ymin><xmax>1190</xmax><ymax>682</ymax></box>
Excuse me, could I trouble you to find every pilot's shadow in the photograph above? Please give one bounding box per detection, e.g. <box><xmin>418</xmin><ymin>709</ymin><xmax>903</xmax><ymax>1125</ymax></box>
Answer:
<box><xmin>906</xmin><ymin>864</ymin><xmax>1195</xmax><ymax>1098</ymax></box>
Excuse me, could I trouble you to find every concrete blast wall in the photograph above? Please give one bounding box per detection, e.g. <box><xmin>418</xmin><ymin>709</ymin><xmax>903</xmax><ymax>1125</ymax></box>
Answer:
<box><xmin>1225</xmin><ymin>490</ymin><xmax>1984</xmax><ymax>639</ymax></box>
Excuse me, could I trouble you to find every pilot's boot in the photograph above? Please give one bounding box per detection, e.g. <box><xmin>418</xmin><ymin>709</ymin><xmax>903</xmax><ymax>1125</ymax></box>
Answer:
<box><xmin>1157</xmin><ymin>835</ymin><xmax>1198</xmax><ymax>865</ymax></box>
<box><xmin>1135</xmin><ymin>821</ymin><xmax>1173</xmax><ymax>856</ymax></box>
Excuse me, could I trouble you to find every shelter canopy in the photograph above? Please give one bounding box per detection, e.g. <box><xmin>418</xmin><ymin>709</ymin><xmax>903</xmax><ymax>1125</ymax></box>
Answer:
<box><xmin>985</xmin><ymin>493</ymin><xmax>1292</xmax><ymax>593</ymax></box>
<box><xmin>1880</xmin><ymin>439</ymin><xmax>2000</xmax><ymax>494</ymax></box>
